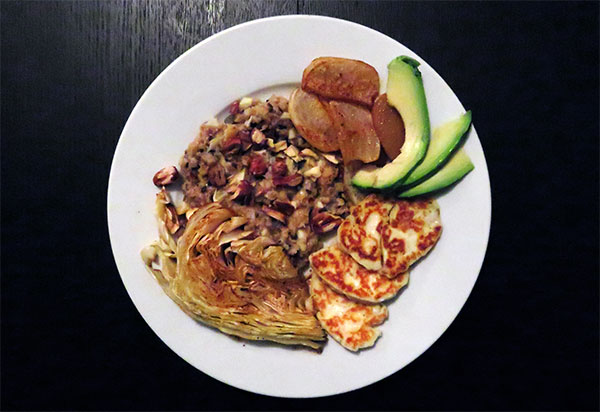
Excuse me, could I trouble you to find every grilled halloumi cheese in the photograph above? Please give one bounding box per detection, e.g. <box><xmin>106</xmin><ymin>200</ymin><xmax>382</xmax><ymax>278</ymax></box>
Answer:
<box><xmin>309</xmin><ymin>272</ymin><xmax>388</xmax><ymax>351</ymax></box>
<box><xmin>310</xmin><ymin>245</ymin><xmax>409</xmax><ymax>303</ymax></box>
<box><xmin>381</xmin><ymin>199</ymin><xmax>442</xmax><ymax>276</ymax></box>
<box><xmin>337</xmin><ymin>194</ymin><xmax>393</xmax><ymax>271</ymax></box>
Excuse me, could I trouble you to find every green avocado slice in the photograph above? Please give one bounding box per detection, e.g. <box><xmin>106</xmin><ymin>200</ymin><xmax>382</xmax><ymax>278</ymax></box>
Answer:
<box><xmin>402</xmin><ymin>111</ymin><xmax>472</xmax><ymax>186</ymax></box>
<box><xmin>398</xmin><ymin>149</ymin><xmax>474</xmax><ymax>198</ymax></box>
<box><xmin>352</xmin><ymin>56</ymin><xmax>430</xmax><ymax>190</ymax></box>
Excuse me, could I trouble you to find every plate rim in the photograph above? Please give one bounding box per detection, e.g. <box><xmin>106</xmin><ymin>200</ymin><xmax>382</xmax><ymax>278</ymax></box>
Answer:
<box><xmin>107</xmin><ymin>14</ymin><xmax>492</xmax><ymax>398</ymax></box>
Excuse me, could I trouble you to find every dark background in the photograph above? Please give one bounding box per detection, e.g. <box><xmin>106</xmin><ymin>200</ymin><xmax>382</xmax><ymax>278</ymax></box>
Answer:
<box><xmin>1</xmin><ymin>1</ymin><xmax>598</xmax><ymax>410</ymax></box>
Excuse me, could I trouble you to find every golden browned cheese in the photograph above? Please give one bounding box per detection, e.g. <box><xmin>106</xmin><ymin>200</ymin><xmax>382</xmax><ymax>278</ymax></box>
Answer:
<box><xmin>309</xmin><ymin>272</ymin><xmax>388</xmax><ymax>351</ymax></box>
<box><xmin>328</xmin><ymin>101</ymin><xmax>381</xmax><ymax>164</ymax></box>
<box><xmin>289</xmin><ymin>88</ymin><xmax>339</xmax><ymax>152</ymax></box>
<box><xmin>310</xmin><ymin>245</ymin><xmax>409</xmax><ymax>303</ymax></box>
<box><xmin>334</xmin><ymin>194</ymin><xmax>442</xmax><ymax>279</ymax></box>
<box><xmin>301</xmin><ymin>57</ymin><xmax>380</xmax><ymax>107</ymax></box>
<box><xmin>337</xmin><ymin>194</ymin><xmax>392</xmax><ymax>270</ymax></box>
<box><xmin>381</xmin><ymin>199</ymin><xmax>442</xmax><ymax>277</ymax></box>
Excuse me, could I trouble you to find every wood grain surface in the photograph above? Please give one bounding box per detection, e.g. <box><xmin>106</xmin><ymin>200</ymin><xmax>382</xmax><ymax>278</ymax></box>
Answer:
<box><xmin>1</xmin><ymin>1</ymin><xmax>598</xmax><ymax>410</ymax></box>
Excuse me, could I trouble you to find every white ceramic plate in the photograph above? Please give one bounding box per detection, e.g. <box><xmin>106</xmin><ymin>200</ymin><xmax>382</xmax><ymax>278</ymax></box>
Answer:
<box><xmin>107</xmin><ymin>15</ymin><xmax>491</xmax><ymax>398</ymax></box>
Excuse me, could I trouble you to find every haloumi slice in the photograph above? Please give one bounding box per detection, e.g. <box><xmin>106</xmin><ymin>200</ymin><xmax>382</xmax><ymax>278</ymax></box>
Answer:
<box><xmin>337</xmin><ymin>194</ymin><xmax>393</xmax><ymax>270</ymax></box>
<box><xmin>309</xmin><ymin>272</ymin><xmax>388</xmax><ymax>351</ymax></box>
<box><xmin>381</xmin><ymin>199</ymin><xmax>442</xmax><ymax>277</ymax></box>
<box><xmin>310</xmin><ymin>245</ymin><xmax>409</xmax><ymax>303</ymax></box>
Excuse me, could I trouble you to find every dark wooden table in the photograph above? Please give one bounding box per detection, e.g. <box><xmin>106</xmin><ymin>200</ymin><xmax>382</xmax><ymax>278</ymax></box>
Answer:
<box><xmin>2</xmin><ymin>1</ymin><xmax>598</xmax><ymax>410</ymax></box>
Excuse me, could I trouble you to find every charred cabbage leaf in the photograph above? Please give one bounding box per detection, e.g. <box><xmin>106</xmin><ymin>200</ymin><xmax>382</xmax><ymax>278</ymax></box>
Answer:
<box><xmin>142</xmin><ymin>195</ymin><xmax>325</xmax><ymax>349</ymax></box>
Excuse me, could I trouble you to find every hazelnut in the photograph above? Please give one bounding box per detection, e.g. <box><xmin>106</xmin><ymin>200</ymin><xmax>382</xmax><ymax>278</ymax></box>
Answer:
<box><xmin>249</xmin><ymin>154</ymin><xmax>268</xmax><ymax>176</ymax></box>
<box><xmin>221</xmin><ymin>136</ymin><xmax>242</xmax><ymax>153</ymax></box>
<box><xmin>222</xmin><ymin>130</ymin><xmax>251</xmax><ymax>153</ymax></box>
<box><xmin>238</xmin><ymin>129</ymin><xmax>252</xmax><ymax>151</ymax></box>
<box><xmin>229</xmin><ymin>100</ymin><xmax>240</xmax><ymax>114</ymax></box>
<box><xmin>271</xmin><ymin>159</ymin><xmax>288</xmax><ymax>176</ymax></box>
<box><xmin>262</xmin><ymin>206</ymin><xmax>286</xmax><ymax>223</ymax></box>
<box><xmin>153</xmin><ymin>166</ymin><xmax>179</xmax><ymax>187</ymax></box>
<box><xmin>272</xmin><ymin>200</ymin><xmax>295</xmax><ymax>216</ymax></box>
<box><xmin>310</xmin><ymin>211</ymin><xmax>342</xmax><ymax>235</ymax></box>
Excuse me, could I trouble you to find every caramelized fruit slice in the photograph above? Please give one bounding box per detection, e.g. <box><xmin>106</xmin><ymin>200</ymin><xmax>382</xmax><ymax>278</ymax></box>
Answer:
<box><xmin>289</xmin><ymin>88</ymin><xmax>339</xmax><ymax>152</ymax></box>
<box><xmin>302</xmin><ymin>57</ymin><xmax>380</xmax><ymax>107</ymax></box>
<box><xmin>328</xmin><ymin>101</ymin><xmax>380</xmax><ymax>164</ymax></box>
<box><xmin>372</xmin><ymin>93</ymin><xmax>405</xmax><ymax>159</ymax></box>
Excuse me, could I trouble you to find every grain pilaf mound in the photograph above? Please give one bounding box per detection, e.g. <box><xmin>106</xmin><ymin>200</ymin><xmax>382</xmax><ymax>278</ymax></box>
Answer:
<box><xmin>179</xmin><ymin>96</ymin><xmax>349</xmax><ymax>270</ymax></box>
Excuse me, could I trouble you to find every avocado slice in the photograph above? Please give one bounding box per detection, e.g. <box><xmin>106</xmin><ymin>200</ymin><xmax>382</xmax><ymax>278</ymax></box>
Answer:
<box><xmin>352</xmin><ymin>56</ymin><xmax>430</xmax><ymax>190</ymax></box>
<box><xmin>402</xmin><ymin>111</ymin><xmax>472</xmax><ymax>186</ymax></box>
<box><xmin>398</xmin><ymin>149</ymin><xmax>474</xmax><ymax>198</ymax></box>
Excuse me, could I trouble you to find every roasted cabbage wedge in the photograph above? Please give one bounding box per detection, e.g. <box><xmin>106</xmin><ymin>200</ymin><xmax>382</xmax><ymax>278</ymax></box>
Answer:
<box><xmin>142</xmin><ymin>191</ymin><xmax>326</xmax><ymax>350</ymax></box>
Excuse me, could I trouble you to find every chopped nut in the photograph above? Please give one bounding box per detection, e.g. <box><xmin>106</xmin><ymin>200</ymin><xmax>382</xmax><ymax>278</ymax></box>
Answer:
<box><xmin>244</xmin><ymin>115</ymin><xmax>262</xmax><ymax>127</ymax></box>
<box><xmin>153</xmin><ymin>166</ymin><xmax>179</xmax><ymax>187</ymax></box>
<box><xmin>227</xmin><ymin>169</ymin><xmax>246</xmax><ymax>186</ymax></box>
<box><xmin>223</xmin><ymin>130</ymin><xmax>251</xmax><ymax>153</ymax></box>
<box><xmin>288</xmin><ymin>128</ymin><xmax>297</xmax><ymax>140</ymax></box>
<box><xmin>251</xmin><ymin>128</ymin><xmax>266</xmax><ymax>145</ymax></box>
<box><xmin>268</xmin><ymin>139</ymin><xmax>287</xmax><ymax>152</ymax></box>
<box><xmin>164</xmin><ymin>204</ymin><xmax>181</xmax><ymax>234</ymax></box>
<box><xmin>156</xmin><ymin>187</ymin><xmax>171</xmax><ymax>204</ymax></box>
<box><xmin>303</xmin><ymin>166</ymin><xmax>322</xmax><ymax>179</ymax></box>
<box><xmin>322</xmin><ymin>153</ymin><xmax>340</xmax><ymax>164</ymax></box>
<box><xmin>222</xmin><ymin>136</ymin><xmax>242</xmax><ymax>153</ymax></box>
<box><xmin>273</xmin><ymin>200</ymin><xmax>295</xmax><ymax>216</ymax></box>
<box><xmin>284</xmin><ymin>145</ymin><xmax>300</xmax><ymax>161</ymax></box>
<box><xmin>254</xmin><ymin>178</ymin><xmax>273</xmax><ymax>197</ymax></box>
<box><xmin>300</xmin><ymin>148</ymin><xmax>319</xmax><ymax>160</ymax></box>
<box><xmin>239</xmin><ymin>97</ymin><xmax>253</xmax><ymax>110</ymax></box>
<box><xmin>229</xmin><ymin>180</ymin><xmax>253</xmax><ymax>202</ymax></box>
<box><xmin>239</xmin><ymin>129</ymin><xmax>252</xmax><ymax>151</ymax></box>
<box><xmin>310</xmin><ymin>211</ymin><xmax>342</xmax><ymax>235</ymax></box>
<box><xmin>296</xmin><ymin>229</ymin><xmax>308</xmax><ymax>252</ymax></box>
<box><xmin>285</xmin><ymin>157</ymin><xmax>297</xmax><ymax>174</ymax></box>
<box><xmin>262</xmin><ymin>206</ymin><xmax>286</xmax><ymax>223</ymax></box>
<box><xmin>273</xmin><ymin>173</ymin><xmax>303</xmax><ymax>187</ymax></box>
